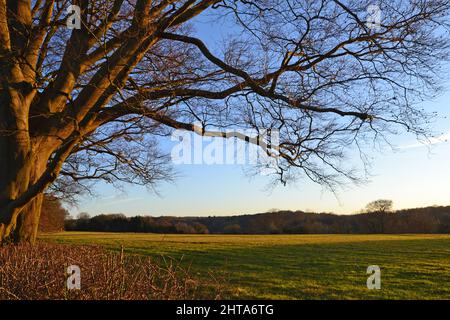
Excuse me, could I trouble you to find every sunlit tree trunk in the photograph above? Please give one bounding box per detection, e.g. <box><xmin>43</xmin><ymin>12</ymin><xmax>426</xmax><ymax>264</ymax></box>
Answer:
<box><xmin>0</xmin><ymin>144</ymin><xmax>48</xmax><ymax>244</ymax></box>
<box><xmin>0</xmin><ymin>86</ymin><xmax>48</xmax><ymax>244</ymax></box>
<box><xmin>11</xmin><ymin>194</ymin><xmax>44</xmax><ymax>243</ymax></box>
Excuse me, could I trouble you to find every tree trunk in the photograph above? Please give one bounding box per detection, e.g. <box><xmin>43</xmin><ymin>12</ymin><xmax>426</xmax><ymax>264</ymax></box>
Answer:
<box><xmin>0</xmin><ymin>135</ymin><xmax>49</xmax><ymax>244</ymax></box>
<box><xmin>12</xmin><ymin>194</ymin><xmax>44</xmax><ymax>243</ymax></box>
<box><xmin>0</xmin><ymin>45</ymin><xmax>54</xmax><ymax>244</ymax></box>
<box><xmin>0</xmin><ymin>170</ymin><xmax>46</xmax><ymax>244</ymax></box>
<box><xmin>0</xmin><ymin>90</ymin><xmax>67</xmax><ymax>244</ymax></box>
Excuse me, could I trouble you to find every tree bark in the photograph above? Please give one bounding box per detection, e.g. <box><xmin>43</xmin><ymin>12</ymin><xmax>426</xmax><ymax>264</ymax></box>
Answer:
<box><xmin>11</xmin><ymin>194</ymin><xmax>44</xmax><ymax>243</ymax></box>
<box><xmin>0</xmin><ymin>131</ymin><xmax>49</xmax><ymax>244</ymax></box>
<box><xmin>0</xmin><ymin>166</ymin><xmax>46</xmax><ymax>244</ymax></box>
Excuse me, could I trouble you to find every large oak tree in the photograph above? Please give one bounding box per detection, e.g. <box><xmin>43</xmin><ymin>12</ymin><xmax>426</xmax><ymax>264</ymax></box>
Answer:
<box><xmin>0</xmin><ymin>0</ymin><xmax>449</xmax><ymax>244</ymax></box>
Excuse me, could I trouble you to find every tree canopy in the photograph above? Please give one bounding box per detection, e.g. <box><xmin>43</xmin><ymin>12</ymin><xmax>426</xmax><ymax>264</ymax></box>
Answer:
<box><xmin>0</xmin><ymin>0</ymin><xmax>449</xmax><ymax>243</ymax></box>
<box><xmin>365</xmin><ymin>199</ymin><xmax>394</xmax><ymax>213</ymax></box>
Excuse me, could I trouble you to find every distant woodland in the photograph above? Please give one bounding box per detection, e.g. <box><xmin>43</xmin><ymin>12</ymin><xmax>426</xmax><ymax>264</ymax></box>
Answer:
<box><xmin>62</xmin><ymin>205</ymin><xmax>450</xmax><ymax>235</ymax></box>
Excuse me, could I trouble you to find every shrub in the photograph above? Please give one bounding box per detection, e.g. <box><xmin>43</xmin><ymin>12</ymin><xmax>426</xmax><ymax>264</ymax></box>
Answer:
<box><xmin>0</xmin><ymin>243</ymin><xmax>221</xmax><ymax>300</ymax></box>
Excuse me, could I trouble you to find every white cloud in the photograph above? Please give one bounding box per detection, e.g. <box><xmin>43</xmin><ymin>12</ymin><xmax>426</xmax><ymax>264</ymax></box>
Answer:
<box><xmin>100</xmin><ymin>196</ymin><xmax>144</xmax><ymax>206</ymax></box>
<box><xmin>398</xmin><ymin>132</ymin><xmax>450</xmax><ymax>150</ymax></box>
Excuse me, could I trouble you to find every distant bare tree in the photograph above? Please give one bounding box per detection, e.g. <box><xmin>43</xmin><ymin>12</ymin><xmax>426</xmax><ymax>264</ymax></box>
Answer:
<box><xmin>77</xmin><ymin>212</ymin><xmax>91</xmax><ymax>220</ymax></box>
<box><xmin>365</xmin><ymin>199</ymin><xmax>394</xmax><ymax>213</ymax></box>
<box><xmin>1</xmin><ymin>0</ymin><xmax>449</xmax><ymax>243</ymax></box>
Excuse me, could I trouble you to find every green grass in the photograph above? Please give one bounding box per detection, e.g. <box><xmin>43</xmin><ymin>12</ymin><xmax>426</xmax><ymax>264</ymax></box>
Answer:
<box><xmin>39</xmin><ymin>232</ymin><xmax>450</xmax><ymax>299</ymax></box>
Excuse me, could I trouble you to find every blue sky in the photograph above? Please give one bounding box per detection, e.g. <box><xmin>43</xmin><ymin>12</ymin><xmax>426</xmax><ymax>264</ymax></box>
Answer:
<box><xmin>69</xmin><ymin>13</ymin><xmax>450</xmax><ymax>218</ymax></box>
<box><xmin>72</xmin><ymin>88</ymin><xmax>450</xmax><ymax>217</ymax></box>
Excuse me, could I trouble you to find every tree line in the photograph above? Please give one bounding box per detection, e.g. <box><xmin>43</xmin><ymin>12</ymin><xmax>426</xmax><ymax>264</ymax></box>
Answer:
<box><xmin>65</xmin><ymin>206</ymin><xmax>450</xmax><ymax>235</ymax></box>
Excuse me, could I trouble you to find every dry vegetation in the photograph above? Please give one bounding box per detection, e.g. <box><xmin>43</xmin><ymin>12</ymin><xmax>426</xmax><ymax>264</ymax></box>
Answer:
<box><xmin>41</xmin><ymin>233</ymin><xmax>450</xmax><ymax>299</ymax></box>
<box><xmin>0</xmin><ymin>243</ymin><xmax>221</xmax><ymax>300</ymax></box>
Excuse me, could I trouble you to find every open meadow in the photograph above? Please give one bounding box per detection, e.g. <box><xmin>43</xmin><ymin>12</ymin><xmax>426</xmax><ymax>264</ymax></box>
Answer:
<box><xmin>39</xmin><ymin>233</ymin><xmax>450</xmax><ymax>300</ymax></box>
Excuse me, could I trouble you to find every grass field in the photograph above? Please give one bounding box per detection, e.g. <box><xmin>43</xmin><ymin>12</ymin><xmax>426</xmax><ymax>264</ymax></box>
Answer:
<box><xmin>39</xmin><ymin>232</ymin><xmax>450</xmax><ymax>299</ymax></box>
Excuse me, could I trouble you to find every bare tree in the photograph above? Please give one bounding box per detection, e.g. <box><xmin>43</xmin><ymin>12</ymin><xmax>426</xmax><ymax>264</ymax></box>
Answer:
<box><xmin>77</xmin><ymin>212</ymin><xmax>91</xmax><ymax>220</ymax></box>
<box><xmin>365</xmin><ymin>199</ymin><xmax>394</xmax><ymax>213</ymax></box>
<box><xmin>0</xmin><ymin>0</ymin><xmax>449</xmax><ymax>244</ymax></box>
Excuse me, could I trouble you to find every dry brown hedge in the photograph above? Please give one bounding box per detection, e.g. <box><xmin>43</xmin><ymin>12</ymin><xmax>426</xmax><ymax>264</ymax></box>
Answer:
<box><xmin>0</xmin><ymin>243</ymin><xmax>221</xmax><ymax>300</ymax></box>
